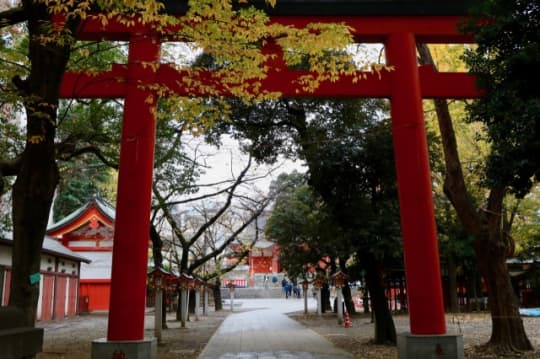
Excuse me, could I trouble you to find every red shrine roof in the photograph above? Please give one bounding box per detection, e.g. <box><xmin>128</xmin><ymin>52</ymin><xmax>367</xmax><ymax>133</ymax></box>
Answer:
<box><xmin>47</xmin><ymin>195</ymin><xmax>115</xmax><ymax>239</ymax></box>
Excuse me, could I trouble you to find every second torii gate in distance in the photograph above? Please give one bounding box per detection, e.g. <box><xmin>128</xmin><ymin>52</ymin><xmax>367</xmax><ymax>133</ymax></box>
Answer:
<box><xmin>60</xmin><ymin>1</ymin><xmax>481</xmax><ymax>358</ymax></box>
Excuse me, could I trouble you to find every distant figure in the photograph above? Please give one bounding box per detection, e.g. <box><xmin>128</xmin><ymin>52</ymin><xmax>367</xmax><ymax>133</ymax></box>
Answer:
<box><xmin>293</xmin><ymin>284</ymin><xmax>301</xmax><ymax>298</ymax></box>
<box><xmin>263</xmin><ymin>274</ymin><xmax>269</xmax><ymax>289</ymax></box>
<box><xmin>284</xmin><ymin>281</ymin><xmax>292</xmax><ymax>299</ymax></box>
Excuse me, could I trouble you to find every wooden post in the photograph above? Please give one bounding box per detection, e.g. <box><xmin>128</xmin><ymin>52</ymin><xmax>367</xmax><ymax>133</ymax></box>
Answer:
<box><xmin>317</xmin><ymin>288</ymin><xmax>322</xmax><ymax>316</ymax></box>
<box><xmin>154</xmin><ymin>288</ymin><xmax>163</xmax><ymax>343</ymax></box>
<box><xmin>336</xmin><ymin>289</ymin><xmax>343</xmax><ymax>325</ymax></box>
<box><xmin>180</xmin><ymin>289</ymin><xmax>187</xmax><ymax>328</ymax></box>
<box><xmin>106</xmin><ymin>34</ymin><xmax>160</xmax><ymax>341</ymax></box>
<box><xmin>195</xmin><ymin>289</ymin><xmax>200</xmax><ymax>321</ymax></box>
<box><xmin>203</xmin><ymin>288</ymin><xmax>208</xmax><ymax>316</ymax></box>
<box><xmin>386</xmin><ymin>32</ymin><xmax>446</xmax><ymax>335</ymax></box>
<box><xmin>302</xmin><ymin>280</ymin><xmax>309</xmax><ymax>315</ymax></box>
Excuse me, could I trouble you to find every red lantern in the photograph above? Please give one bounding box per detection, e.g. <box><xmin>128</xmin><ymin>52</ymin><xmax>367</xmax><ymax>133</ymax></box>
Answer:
<box><xmin>332</xmin><ymin>270</ymin><xmax>349</xmax><ymax>289</ymax></box>
<box><xmin>312</xmin><ymin>276</ymin><xmax>326</xmax><ymax>289</ymax></box>
<box><xmin>148</xmin><ymin>267</ymin><xmax>175</xmax><ymax>290</ymax></box>
<box><xmin>177</xmin><ymin>273</ymin><xmax>194</xmax><ymax>290</ymax></box>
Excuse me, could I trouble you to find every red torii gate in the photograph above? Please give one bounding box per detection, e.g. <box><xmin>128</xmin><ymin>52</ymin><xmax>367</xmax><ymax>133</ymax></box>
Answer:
<box><xmin>59</xmin><ymin>6</ymin><xmax>481</xmax><ymax>355</ymax></box>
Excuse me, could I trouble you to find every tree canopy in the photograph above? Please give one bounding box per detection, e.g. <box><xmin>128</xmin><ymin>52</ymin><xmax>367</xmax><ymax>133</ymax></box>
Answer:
<box><xmin>463</xmin><ymin>0</ymin><xmax>540</xmax><ymax>197</ymax></box>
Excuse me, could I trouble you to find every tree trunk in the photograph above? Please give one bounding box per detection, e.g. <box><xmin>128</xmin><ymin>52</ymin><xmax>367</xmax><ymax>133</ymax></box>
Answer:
<box><xmin>8</xmin><ymin>3</ymin><xmax>78</xmax><ymax>327</ymax></box>
<box><xmin>448</xmin><ymin>256</ymin><xmax>459</xmax><ymax>313</ymax></box>
<box><xmin>362</xmin><ymin>252</ymin><xmax>396</xmax><ymax>344</ymax></box>
<box><xmin>417</xmin><ymin>43</ymin><xmax>533</xmax><ymax>352</ymax></box>
<box><xmin>321</xmin><ymin>284</ymin><xmax>331</xmax><ymax>313</ymax></box>
<box><xmin>213</xmin><ymin>280</ymin><xmax>223</xmax><ymax>311</ymax></box>
<box><xmin>176</xmin><ymin>290</ymin><xmax>182</xmax><ymax>320</ymax></box>
<box><xmin>341</xmin><ymin>284</ymin><xmax>356</xmax><ymax>314</ymax></box>
<box><xmin>476</xmin><ymin>216</ymin><xmax>533</xmax><ymax>350</ymax></box>
<box><xmin>189</xmin><ymin>289</ymin><xmax>196</xmax><ymax>314</ymax></box>
<box><xmin>149</xmin><ymin>224</ymin><xmax>167</xmax><ymax>328</ymax></box>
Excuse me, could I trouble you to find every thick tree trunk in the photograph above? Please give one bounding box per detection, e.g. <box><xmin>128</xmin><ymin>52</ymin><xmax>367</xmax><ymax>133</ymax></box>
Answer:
<box><xmin>362</xmin><ymin>252</ymin><xmax>396</xmax><ymax>344</ymax></box>
<box><xmin>10</xmin><ymin>151</ymin><xmax>57</xmax><ymax>326</ymax></box>
<box><xmin>417</xmin><ymin>43</ymin><xmax>532</xmax><ymax>353</ymax></box>
<box><xmin>475</xmin><ymin>187</ymin><xmax>532</xmax><ymax>350</ymax></box>
<box><xmin>477</xmin><ymin>233</ymin><xmax>532</xmax><ymax>350</ymax></box>
<box><xmin>8</xmin><ymin>3</ymin><xmax>77</xmax><ymax>327</ymax></box>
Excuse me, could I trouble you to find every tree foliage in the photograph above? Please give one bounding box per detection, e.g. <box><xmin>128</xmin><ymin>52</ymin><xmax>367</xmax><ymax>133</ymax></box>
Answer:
<box><xmin>418</xmin><ymin>27</ymin><xmax>535</xmax><ymax>349</ymax></box>
<box><xmin>463</xmin><ymin>0</ymin><xmax>540</xmax><ymax>197</ymax></box>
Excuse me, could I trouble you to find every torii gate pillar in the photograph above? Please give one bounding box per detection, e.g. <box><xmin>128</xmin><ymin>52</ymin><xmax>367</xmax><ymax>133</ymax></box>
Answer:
<box><xmin>387</xmin><ymin>33</ymin><xmax>464</xmax><ymax>358</ymax></box>
<box><xmin>387</xmin><ymin>32</ymin><xmax>446</xmax><ymax>335</ymax></box>
<box><xmin>92</xmin><ymin>34</ymin><xmax>160</xmax><ymax>358</ymax></box>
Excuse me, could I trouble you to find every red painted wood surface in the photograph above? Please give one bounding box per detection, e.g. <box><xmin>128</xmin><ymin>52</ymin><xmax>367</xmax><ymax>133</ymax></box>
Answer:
<box><xmin>80</xmin><ymin>280</ymin><xmax>111</xmax><ymax>311</ymax></box>
<box><xmin>54</xmin><ymin>276</ymin><xmax>68</xmax><ymax>319</ymax></box>
<box><xmin>74</xmin><ymin>15</ymin><xmax>473</xmax><ymax>44</ymax></box>
<box><xmin>386</xmin><ymin>32</ymin><xmax>446</xmax><ymax>335</ymax></box>
<box><xmin>41</xmin><ymin>274</ymin><xmax>55</xmax><ymax>321</ymax></box>
<box><xmin>68</xmin><ymin>277</ymin><xmax>78</xmax><ymax>316</ymax></box>
<box><xmin>61</xmin><ymin>64</ymin><xmax>480</xmax><ymax>100</ymax></box>
<box><xmin>2</xmin><ymin>270</ymin><xmax>10</xmax><ymax>306</ymax></box>
<box><xmin>106</xmin><ymin>34</ymin><xmax>160</xmax><ymax>342</ymax></box>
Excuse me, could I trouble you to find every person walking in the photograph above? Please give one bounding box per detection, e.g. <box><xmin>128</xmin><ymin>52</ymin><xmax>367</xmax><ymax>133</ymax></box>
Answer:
<box><xmin>284</xmin><ymin>281</ymin><xmax>292</xmax><ymax>299</ymax></box>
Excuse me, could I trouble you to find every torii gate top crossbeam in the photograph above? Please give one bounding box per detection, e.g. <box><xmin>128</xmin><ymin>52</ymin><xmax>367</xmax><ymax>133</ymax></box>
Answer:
<box><xmin>61</xmin><ymin>15</ymin><xmax>480</xmax><ymax>99</ymax></box>
<box><xmin>161</xmin><ymin>0</ymin><xmax>478</xmax><ymax>17</ymax></box>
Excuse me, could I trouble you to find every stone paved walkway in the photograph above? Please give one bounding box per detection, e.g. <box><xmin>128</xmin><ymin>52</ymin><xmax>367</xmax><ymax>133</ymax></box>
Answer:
<box><xmin>198</xmin><ymin>299</ymin><xmax>352</xmax><ymax>359</ymax></box>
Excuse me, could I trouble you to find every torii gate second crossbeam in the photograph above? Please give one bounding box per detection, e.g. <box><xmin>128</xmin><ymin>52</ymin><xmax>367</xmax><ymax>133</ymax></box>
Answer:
<box><xmin>60</xmin><ymin>4</ymin><xmax>481</xmax><ymax>358</ymax></box>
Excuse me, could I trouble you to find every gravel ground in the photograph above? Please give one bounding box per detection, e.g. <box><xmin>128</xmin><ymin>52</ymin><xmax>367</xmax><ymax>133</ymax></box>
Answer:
<box><xmin>289</xmin><ymin>311</ymin><xmax>540</xmax><ymax>359</ymax></box>
<box><xmin>36</xmin><ymin>309</ymin><xmax>539</xmax><ymax>359</ymax></box>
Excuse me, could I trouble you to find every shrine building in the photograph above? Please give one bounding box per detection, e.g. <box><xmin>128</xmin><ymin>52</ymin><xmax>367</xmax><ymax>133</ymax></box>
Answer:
<box><xmin>224</xmin><ymin>239</ymin><xmax>281</xmax><ymax>288</ymax></box>
<box><xmin>46</xmin><ymin>195</ymin><xmax>116</xmax><ymax>312</ymax></box>
<box><xmin>0</xmin><ymin>234</ymin><xmax>90</xmax><ymax>320</ymax></box>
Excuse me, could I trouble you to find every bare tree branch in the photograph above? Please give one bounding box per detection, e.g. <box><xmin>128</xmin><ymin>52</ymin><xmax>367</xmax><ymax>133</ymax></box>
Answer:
<box><xmin>152</xmin><ymin>182</ymin><xmax>189</xmax><ymax>248</ymax></box>
<box><xmin>56</xmin><ymin>144</ymin><xmax>119</xmax><ymax>169</ymax></box>
<box><xmin>188</xmin><ymin>194</ymin><xmax>271</xmax><ymax>271</ymax></box>
<box><xmin>186</xmin><ymin>155</ymin><xmax>253</xmax><ymax>246</ymax></box>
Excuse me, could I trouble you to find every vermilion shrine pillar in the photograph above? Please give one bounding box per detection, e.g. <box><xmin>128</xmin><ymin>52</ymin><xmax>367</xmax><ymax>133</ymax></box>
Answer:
<box><xmin>386</xmin><ymin>32</ymin><xmax>446</xmax><ymax>335</ymax></box>
<box><xmin>106</xmin><ymin>34</ymin><xmax>160</xmax><ymax>342</ymax></box>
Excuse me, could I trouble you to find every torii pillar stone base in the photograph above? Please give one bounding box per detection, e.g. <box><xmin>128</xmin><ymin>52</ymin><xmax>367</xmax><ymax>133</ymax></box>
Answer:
<box><xmin>398</xmin><ymin>333</ymin><xmax>464</xmax><ymax>359</ymax></box>
<box><xmin>92</xmin><ymin>338</ymin><xmax>157</xmax><ymax>359</ymax></box>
